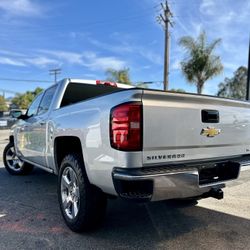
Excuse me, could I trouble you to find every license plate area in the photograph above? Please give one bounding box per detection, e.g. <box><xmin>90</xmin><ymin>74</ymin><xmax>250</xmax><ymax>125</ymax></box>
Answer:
<box><xmin>199</xmin><ymin>161</ymin><xmax>240</xmax><ymax>186</ymax></box>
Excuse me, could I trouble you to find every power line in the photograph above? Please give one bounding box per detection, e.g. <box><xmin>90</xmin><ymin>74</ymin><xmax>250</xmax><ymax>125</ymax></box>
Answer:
<box><xmin>157</xmin><ymin>1</ymin><xmax>174</xmax><ymax>91</ymax></box>
<box><xmin>49</xmin><ymin>68</ymin><xmax>61</xmax><ymax>84</ymax></box>
<box><xmin>0</xmin><ymin>88</ymin><xmax>19</xmax><ymax>94</ymax></box>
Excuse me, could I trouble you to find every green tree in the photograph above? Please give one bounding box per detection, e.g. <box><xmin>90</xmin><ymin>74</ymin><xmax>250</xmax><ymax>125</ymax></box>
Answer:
<box><xmin>33</xmin><ymin>87</ymin><xmax>43</xmax><ymax>96</ymax></box>
<box><xmin>12</xmin><ymin>87</ymin><xmax>43</xmax><ymax>109</ymax></box>
<box><xmin>170</xmin><ymin>88</ymin><xmax>186</xmax><ymax>93</ymax></box>
<box><xmin>105</xmin><ymin>68</ymin><xmax>131</xmax><ymax>84</ymax></box>
<box><xmin>0</xmin><ymin>96</ymin><xmax>8</xmax><ymax>112</ymax></box>
<box><xmin>217</xmin><ymin>66</ymin><xmax>247</xmax><ymax>100</ymax></box>
<box><xmin>179</xmin><ymin>31</ymin><xmax>223</xmax><ymax>94</ymax></box>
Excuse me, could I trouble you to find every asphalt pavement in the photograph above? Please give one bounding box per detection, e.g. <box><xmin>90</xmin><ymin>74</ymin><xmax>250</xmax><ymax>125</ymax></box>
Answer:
<box><xmin>0</xmin><ymin>130</ymin><xmax>250</xmax><ymax>249</ymax></box>
<box><xmin>0</xmin><ymin>129</ymin><xmax>9</xmax><ymax>161</ymax></box>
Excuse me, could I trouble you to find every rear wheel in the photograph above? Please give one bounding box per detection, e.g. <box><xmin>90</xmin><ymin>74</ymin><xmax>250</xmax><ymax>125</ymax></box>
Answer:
<box><xmin>58</xmin><ymin>153</ymin><xmax>107</xmax><ymax>232</ymax></box>
<box><xmin>3</xmin><ymin>142</ymin><xmax>33</xmax><ymax>175</ymax></box>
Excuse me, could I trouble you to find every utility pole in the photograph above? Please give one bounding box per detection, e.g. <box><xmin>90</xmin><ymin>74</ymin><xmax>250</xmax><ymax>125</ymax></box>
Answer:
<box><xmin>49</xmin><ymin>68</ymin><xmax>61</xmax><ymax>84</ymax></box>
<box><xmin>246</xmin><ymin>38</ymin><xmax>250</xmax><ymax>100</ymax></box>
<box><xmin>157</xmin><ymin>1</ymin><xmax>173</xmax><ymax>91</ymax></box>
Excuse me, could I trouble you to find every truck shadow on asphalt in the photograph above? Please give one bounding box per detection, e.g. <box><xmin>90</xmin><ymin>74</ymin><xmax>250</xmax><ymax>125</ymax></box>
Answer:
<box><xmin>0</xmin><ymin>167</ymin><xmax>249</xmax><ymax>249</ymax></box>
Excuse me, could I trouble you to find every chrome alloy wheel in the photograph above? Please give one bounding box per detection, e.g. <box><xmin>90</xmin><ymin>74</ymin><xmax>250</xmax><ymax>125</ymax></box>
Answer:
<box><xmin>61</xmin><ymin>166</ymin><xmax>80</xmax><ymax>220</ymax></box>
<box><xmin>5</xmin><ymin>145</ymin><xmax>24</xmax><ymax>171</ymax></box>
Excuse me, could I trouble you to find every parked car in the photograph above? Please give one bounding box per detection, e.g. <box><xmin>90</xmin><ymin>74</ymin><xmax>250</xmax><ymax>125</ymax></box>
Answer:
<box><xmin>0</xmin><ymin>109</ymin><xmax>23</xmax><ymax>129</ymax></box>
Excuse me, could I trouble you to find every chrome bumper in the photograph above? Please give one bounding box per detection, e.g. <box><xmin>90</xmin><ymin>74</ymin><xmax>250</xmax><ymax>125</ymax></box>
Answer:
<box><xmin>112</xmin><ymin>157</ymin><xmax>246</xmax><ymax>201</ymax></box>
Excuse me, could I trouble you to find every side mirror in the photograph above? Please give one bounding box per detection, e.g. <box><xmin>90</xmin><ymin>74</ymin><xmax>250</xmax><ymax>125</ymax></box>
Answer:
<box><xmin>11</xmin><ymin>111</ymin><xmax>22</xmax><ymax>118</ymax></box>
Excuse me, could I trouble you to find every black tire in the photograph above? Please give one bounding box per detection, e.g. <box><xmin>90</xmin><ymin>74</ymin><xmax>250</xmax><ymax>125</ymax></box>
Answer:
<box><xmin>3</xmin><ymin>142</ymin><xmax>33</xmax><ymax>175</ymax></box>
<box><xmin>58</xmin><ymin>153</ymin><xmax>107</xmax><ymax>232</ymax></box>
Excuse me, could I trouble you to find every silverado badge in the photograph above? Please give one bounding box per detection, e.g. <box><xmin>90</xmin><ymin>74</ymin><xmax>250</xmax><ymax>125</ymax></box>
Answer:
<box><xmin>201</xmin><ymin>127</ymin><xmax>221</xmax><ymax>137</ymax></box>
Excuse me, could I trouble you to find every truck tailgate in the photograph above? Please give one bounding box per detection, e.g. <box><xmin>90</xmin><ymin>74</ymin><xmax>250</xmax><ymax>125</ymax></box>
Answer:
<box><xmin>142</xmin><ymin>90</ymin><xmax>250</xmax><ymax>165</ymax></box>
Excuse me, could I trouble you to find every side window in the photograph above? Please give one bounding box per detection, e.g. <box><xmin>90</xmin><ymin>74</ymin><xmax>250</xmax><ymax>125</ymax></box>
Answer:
<box><xmin>27</xmin><ymin>93</ymin><xmax>43</xmax><ymax>117</ymax></box>
<box><xmin>37</xmin><ymin>85</ymin><xmax>57</xmax><ymax>115</ymax></box>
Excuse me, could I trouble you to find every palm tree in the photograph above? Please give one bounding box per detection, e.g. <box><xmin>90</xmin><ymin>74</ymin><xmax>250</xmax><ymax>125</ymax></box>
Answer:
<box><xmin>105</xmin><ymin>68</ymin><xmax>131</xmax><ymax>85</ymax></box>
<box><xmin>179</xmin><ymin>31</ymin><xmax>223</xmax><ymax>94</ymax></box>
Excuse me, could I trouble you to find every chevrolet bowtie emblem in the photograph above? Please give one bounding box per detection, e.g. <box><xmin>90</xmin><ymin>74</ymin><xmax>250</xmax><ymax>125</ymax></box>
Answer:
<box><xmin>201</xmin><ymin>127</ymin><xmax>221</xmax><ymax>137</ymax></box>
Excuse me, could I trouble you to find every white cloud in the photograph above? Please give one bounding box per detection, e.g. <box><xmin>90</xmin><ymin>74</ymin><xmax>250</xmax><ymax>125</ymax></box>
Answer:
<box><xmin>40</xmin><ymin>50</ymin><xmax>83</xmax><ymax>65</ymax></box>
<box><xmin>39</xmin><ymin>49</ymin><xmax>127</xmax><ymax>71</ymax></box>
<box><xmin>219</xmin><ymin>11</ymin><xmax>235</xmax><ymax>24</ymax></box>
<box><xmin>199</xmin><ymin>0</ymin><xmax>249</xmax><ymax>27</ymax></box>
<box><xmin>203</xmin><ymin>81</ymin><xmax>219</xmax><ymax>95</ymax></box>
<box><xmin>0</xmin><ymin>49</ymin><xmax>25</xmax><ymax>57</ymax></box>
<box><xmin>24</xmin><ymin>56</ymin><xmax>59</xmax><ymax>68</ymax></box>
<box><xmin>138</xmin><ymin>49</ymin><xmax>162</xmax><ymax>65</ymax></box>
<box><xmin>0</xmin><ymin>50</ymin><xmax>59</xmax><ymax>68</ymax></box>
<box><xmin>191</xmin><ymin>22</ymin><xmax>203</xmax><ymax>37</ymax></box>
<box><xmin>174</xmin><ymin>16</ymin><xmax>191</xmax><ymax>35</ymax></box>
<box><xmin>0</xmin><ymin>0</ymin><xmax>41</xmax><ymax>16</ymax></box>
<box><xmin>171</xmin><ymin>59</ymin><xmax>181</xmax><ymax>71</ymax></box>
<box><xmin>0</xmin><ymin>57</ymin><xmax>26</xmax><ymax>66</ymax></box>
<box><xmin>142</xmin><ymin>65</ymin><xmax>151</xmax><ymax>69</ymax></box>
<box><xmin>223</xmin><ymin>62</ymin><xmax>240</xmax><ymax>72</ymax></box>
<box><xmin>0</xmin><ymin>48</ymin><xmax>127</xmax><ymax>71</ymax></box>
<box><xmin>88</xmin><ymin>36</ymin><xmax>162</xmax><ymax>66</ymax></box>
<box><xmin>83</xmin><ymin>56</ymin><xmax>126</xmax><ymax>71</ymax></box>
<box><xmin>88</xmin><ymin>38</ymin><xmax>134</xmax><ymax>54</ymax></box>
<box><xmin>82</xmin><ymin>73</ymin><xmax>98</xmax><ymax>79</ymax></box>
<box><xmin>200</xmin><ymin>0</ymin><xmax>215</xmax><ymax>15</ymax></box>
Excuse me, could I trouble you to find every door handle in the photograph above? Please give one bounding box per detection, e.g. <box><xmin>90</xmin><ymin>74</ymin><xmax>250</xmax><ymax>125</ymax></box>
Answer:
<box><xmin>20</xmin><ymin>125</ymin><xmax>28</xmax><ymax>131</ymax></box>
<box><xmin>202</xmin><ymin>110</ymin><xmax>219</xmax><ymax>123</ymax></box>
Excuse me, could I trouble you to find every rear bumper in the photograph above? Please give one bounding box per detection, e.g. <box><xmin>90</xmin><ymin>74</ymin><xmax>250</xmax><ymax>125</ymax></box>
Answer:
<box><xmin>112</xmin><ymin>156</ymin><xmax>249</xmax><ymax>201</ymax></box>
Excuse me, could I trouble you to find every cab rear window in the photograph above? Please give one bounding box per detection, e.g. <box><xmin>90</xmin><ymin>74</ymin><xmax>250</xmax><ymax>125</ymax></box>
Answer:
<box><xmin>60</xmin><ymin>83</ymin><xmax>121</xmax><ymax>108</ymax></box>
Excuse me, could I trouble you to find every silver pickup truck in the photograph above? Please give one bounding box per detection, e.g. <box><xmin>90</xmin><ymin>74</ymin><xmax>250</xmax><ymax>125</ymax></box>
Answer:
<box><xmin>3</xmin><ymin>78</ymin><xmax>250</xmax><ymax>232</ymax></box>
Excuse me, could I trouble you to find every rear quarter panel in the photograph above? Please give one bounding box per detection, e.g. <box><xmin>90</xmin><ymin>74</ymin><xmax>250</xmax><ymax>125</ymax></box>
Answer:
<box><xmin>51</xmin><ymin>89</ymin><xmax>143</xmax><ymax>195</ymax></box>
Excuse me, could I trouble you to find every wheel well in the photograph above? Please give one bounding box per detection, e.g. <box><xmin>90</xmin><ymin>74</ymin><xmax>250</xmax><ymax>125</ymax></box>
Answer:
<box><xmin>54</xmin><ymin>136</ymin><xmax>84</xmax><ymax>171</ymax></box>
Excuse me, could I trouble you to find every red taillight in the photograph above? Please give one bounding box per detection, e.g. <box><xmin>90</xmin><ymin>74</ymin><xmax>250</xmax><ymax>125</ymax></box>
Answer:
<box><xmin>96</xmin><ymin>80</ymin><xmax>117</xmax><ymax>87</ymax></box>
<box><xmin>110</xmin><ymin>102</ymin><xmax>142</xmax><ymax>151</ymax></box>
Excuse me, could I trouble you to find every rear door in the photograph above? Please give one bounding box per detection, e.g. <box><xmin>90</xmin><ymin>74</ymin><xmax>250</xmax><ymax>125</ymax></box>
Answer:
<box><xmin>16</xmin><ymin>93</ymin><xmax>44</xmax><ymax>161</ymax></box>
<box><xmin>16</xmin><ymin>86</ymin><xmax>57</xmax><ymax>167</ymax></box>
<box><xmin>26</xmin><ymin>85</ymin><xmax>57</xmax><ymax>166</ymax></box>
<box><xmin>142</xmin><ymin>90</ymin><xmax>250</xmax><ymax>166</ymax></box>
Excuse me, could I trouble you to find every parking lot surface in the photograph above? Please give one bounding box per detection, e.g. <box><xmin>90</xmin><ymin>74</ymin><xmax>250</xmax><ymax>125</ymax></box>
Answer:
<box><xmin>0</xmin><ymin>130</ymin><xmax>9</xmax><ymax>161</ymax></box>
<box><xmin>0</xmin><ymin>130</ymin><xmax>250</xmax><ymax>250</ymax></box>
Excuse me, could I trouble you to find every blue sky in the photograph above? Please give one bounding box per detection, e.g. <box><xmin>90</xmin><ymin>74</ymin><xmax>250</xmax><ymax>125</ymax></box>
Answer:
<box><xmin>0</xmin><ymin>0</ymin><xmax>249</xmax><ymax>97</ymax></box>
